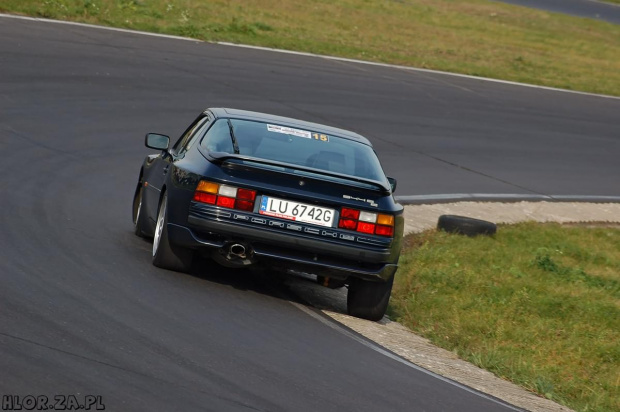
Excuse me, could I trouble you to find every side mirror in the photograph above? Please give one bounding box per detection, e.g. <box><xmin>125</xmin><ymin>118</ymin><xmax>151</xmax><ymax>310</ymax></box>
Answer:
<box><xmin>387</xmin><ymin>177</ymin><xmax>397</xmax><ymax>193</ymax></box>
<box><xmin>145</xmin><ymin>133</ymin><xmax>170</xmax><ymax>150</ymax></box>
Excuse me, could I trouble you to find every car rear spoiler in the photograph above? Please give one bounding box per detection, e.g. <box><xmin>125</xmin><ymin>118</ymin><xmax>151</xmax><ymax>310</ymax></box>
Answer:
<box><xmin>205</xmin><ymin>151</ymin><xmax>392</xmax><ymax>194</ymax></box>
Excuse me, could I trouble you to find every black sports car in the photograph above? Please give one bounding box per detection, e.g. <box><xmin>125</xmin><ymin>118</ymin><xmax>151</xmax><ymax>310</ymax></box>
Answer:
<box><xmin>132</xmin><ymin>108</ymin><xmax>404</xmax><ymax>320</ymax></box>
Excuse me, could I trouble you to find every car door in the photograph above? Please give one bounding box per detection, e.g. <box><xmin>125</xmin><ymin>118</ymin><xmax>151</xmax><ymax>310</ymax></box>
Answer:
<box><xmin>144</xmin><ymin>114</ymin><xmax>211</xmax><ymax>221</ymax></box>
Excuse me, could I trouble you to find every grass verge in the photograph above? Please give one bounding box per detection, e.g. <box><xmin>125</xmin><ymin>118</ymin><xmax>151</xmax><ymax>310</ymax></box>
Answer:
<box><xmin>1</xmin><ymin>0</ymin><xmax>619</xmax><ymax>96</ymax></box>
<box><xmin>389</xmin><ymin>223</ymin><xmax>620</xmax><ymax>412</ymax></box>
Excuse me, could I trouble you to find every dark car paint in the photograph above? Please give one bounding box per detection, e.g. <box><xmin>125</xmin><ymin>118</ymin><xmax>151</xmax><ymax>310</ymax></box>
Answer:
<box><xmin>138</xmin><ymin>108</ymin><xmax>403</xmax><ymax>282</ymax></box>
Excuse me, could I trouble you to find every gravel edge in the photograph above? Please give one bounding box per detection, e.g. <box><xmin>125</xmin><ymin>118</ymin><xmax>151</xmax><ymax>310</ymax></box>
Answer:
<box><xmin>323</xmin><ymin>202</ymin><xmax>620</xmax><ymax>412</ymax></box>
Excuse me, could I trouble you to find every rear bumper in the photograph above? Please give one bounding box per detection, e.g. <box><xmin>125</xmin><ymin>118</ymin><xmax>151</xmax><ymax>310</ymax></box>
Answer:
<box><xmin>167</xmin><ymin>207</ymin><xmax>398</xmax><ymax>281</ymax></box>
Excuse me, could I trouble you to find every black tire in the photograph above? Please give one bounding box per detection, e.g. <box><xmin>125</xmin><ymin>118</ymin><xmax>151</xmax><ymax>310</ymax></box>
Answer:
<box><xmin>437</xmin><ymin>215</ymin><xmax>497</xmax><ymax>237</ymax></box>
<box><xmin>152</xmin><ymin>191</ymin><xmax>193</xmax><ymax>272</ymax></box>
<box><xmin>132</xmin><ymin>182</ymin><xmax>149</xmax><ymax>237</ymax></box>
<box><xmin>347</xmin><ymin>276</ymin><xmax>394</xmax><ymax>321</ymax></box>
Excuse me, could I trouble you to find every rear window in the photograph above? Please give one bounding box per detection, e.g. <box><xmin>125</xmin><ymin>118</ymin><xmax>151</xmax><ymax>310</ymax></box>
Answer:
<box><xmin>200</xmin><ymin>119</ymin><xmax>386</xmax><ymax>182</ymax></box>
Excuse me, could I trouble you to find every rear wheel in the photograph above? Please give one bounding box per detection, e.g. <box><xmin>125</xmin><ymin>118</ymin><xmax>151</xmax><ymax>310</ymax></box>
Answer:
<box><xmin>347</xmin><ymin>276</ymin><xmax>394</xmax><ymax>321</ymax></box>
<box><xmin>152</xmin><ymin>191</ymin><xmax>193</xmax><ymax>272</ymax></box>
<box><xmin>132</xmin><ymin>182</ymin><xmax>148</xmax><ymax>237</ymax></box>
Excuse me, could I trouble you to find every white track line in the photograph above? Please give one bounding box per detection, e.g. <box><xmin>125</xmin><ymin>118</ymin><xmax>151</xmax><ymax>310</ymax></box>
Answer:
<box><xmin>0</xmin><ymin>13</ymin><xmax>199</xmax><ymax>42</ymax></box>
<box><xmin>2</xmin><ymin>13</ymin><xmax>619</xmax><ymax>101</ymax></box>
<box><xmin>585</xmin><ymin>0</ymin><xmax>620</xmax><ymax>8</ymax></box>
<box><xmin>395</xmin><ymin>193</ymin><xmax>620</xmax><ymax>204</ymax></box>
<box><xmin>215</xmin><ymin>42</ymin><xmax>620</xmax><ymax>100</ymax></box>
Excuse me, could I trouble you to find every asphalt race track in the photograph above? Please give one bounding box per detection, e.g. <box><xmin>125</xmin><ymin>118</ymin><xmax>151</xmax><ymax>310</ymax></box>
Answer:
<box><xmin>495</xmin><ymin>0</ymin><xmax>620</xmax><ymax>25</ymax></box>
<box><xmin>0</xmin><ymin>16</ymin><xmax>618</xmax><ymax>411</ymax></box>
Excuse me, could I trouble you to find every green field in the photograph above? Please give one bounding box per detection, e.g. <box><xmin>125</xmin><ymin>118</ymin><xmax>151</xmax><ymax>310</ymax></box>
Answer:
<box><xmin>1</xmin><ymin>0</ymin><xmax>620</xmax><ymax>96</ymax></box>
<box><xmin>390</xmin><ymin>223</ymin><xmax>620</xmax><ymax>412</ymax></box>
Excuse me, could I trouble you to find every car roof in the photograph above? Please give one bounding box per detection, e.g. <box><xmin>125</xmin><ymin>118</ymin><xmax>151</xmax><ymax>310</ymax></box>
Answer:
<box><xmin>206</xmin><ymin>108</ymin><xmax>372</xmax><ymax>146</ymax></box>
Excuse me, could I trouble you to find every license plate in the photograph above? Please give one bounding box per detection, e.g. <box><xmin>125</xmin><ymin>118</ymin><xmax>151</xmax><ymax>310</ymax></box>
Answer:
<box><xmin>259</xmin><ymin>196</ymin><xmax>335</xmax><ymax>227</ymax></box>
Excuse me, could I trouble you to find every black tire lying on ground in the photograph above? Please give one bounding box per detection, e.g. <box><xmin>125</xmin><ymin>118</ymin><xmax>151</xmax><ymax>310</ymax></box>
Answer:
<box><xmin>437</xmin><ymin>215</ymin><xmax>497</xmax><ymax>237</ymax></box>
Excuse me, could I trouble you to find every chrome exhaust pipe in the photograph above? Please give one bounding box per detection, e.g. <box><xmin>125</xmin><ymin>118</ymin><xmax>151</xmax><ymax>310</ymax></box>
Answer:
<box><xmin>229</xmin><ymin>243</ymin><xmax>247</xmax><ymax>259</ymax></box>
<box><xmin>212</xmin><ymin>243</ymin><xmax>255</xmax><ymax>267</ymax></box>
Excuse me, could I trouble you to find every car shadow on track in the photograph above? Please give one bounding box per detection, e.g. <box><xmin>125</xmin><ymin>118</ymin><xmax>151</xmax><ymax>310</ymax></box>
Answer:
<box><xmin>188</xmin><ymin>255</ymin><xmax>349</xmax><ymax>316</ymax></box>
<box><xmin>130</xmin><ymin>232</ymin><xmax>349</xmax><ymax>317</ymax></box>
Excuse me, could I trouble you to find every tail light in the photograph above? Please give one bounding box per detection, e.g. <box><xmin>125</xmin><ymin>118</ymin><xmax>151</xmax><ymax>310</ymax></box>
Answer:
<box><xmin>193</xmin><ymin>180</ymin><xmax>256</xmax><ymax>212</ymax></box>
<box><xmin>338</xmin><ymin>207</ymin><xmax>394</xmax><ymax>237</ymax></box>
